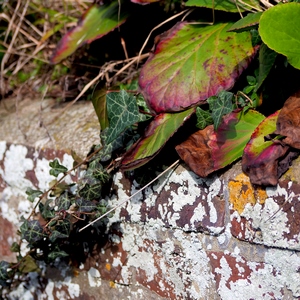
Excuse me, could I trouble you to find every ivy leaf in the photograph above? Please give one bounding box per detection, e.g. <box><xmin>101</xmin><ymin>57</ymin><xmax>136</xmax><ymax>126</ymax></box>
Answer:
<box><xmin>196</xmin><ymin>107</ymin><xmax>213</xmax><ymax>129</ymax></box>
<box><xmin>20</xmin><ymin>220</ymin><xmax>46</xmax><ymax>244</ymax></box>
<box><xmin>49</xmin><ymin>230</ymin><xmax>69</xmax><ymax>242</ymax></box>
<box><xmin>51</xmin><ymin>2</ymin><xmax>127</xmax><ymax>64</ymax></box>
<box><xmin>176</xmin><ymin>110</ymin><xmax>265</xmax><ymax>177</ymax></box>
<box><xmin>48</xmin><ymin>250</ymin><xmax>69</xmax><ymax>261</ymax></box>
<box><xmin>55</xmin><ymin>192</ymin><xmax>72</xmax><ymax>211</ymax></box>
<box><xmin>0</xmin><ymin>261</ymin><xmax>10</xmax><ymax>287</ymax></box>
<box><xmin>49</xmin><ymin>159</ymin><xmax>68</xmax><ymax>177</ymax></box>
<box><xmin>228</xmin><ymin>12</ymin><xmax>262</xmax><ymax>32</ymax></box>
<box><xmin>78</xmin><ymin>183</ymin><xmax>102</xmax><ymax>201</ymax></box>
<box><xmin>139</xmin><ymin>22</ymin><xmax>257</xmax><ymax>113</ymax></box>
<box><xmin>10</xmin><ymin>242</ymin><xmax>20</xmax><ymax>253</ymax></box>
<box><xmin>121</xmin><ymin>108</ymin><xmax>195</xmax><ymax>170</ymax></box>
<box><xmin>39</xmin><ymin>199</ymin><xmax>56</xmax><ymax>220</ymax></box>
<box><xmin>207</xmin><ymin>91</ymin><xmax>234</xmax><ymax>130</ymax></box>
<box><xmin>26</xmin><ymin>188</ymin><xmax>43</xmax><ymax>203</ymax></box>
<box><xmin>105</xmin><ymin>90</ymin><xmax>140</xmax><ymax>144</ymax></box>
<box><xmin>259</xmin><ymin>3</ymin><xmax>300</xmax><ymax>70</ymax></box>
<box><xmin>92</xmin><ymin>89</ymin><xmax>109</xmax><ymax>130</ymax></box>
<box><xmin>18</xmin><ymin>255</ymin><xmax>40</xmax><ymax>274</ymax></box>
<box><xmin>76</xmin><ymin>198</ymin><xmax>97</xmax><ymax>212</ymax></box>
<box><xmin>185</xmin><ymin>0</ymin><xmax>262</xmax><ymax>12</ymax></box>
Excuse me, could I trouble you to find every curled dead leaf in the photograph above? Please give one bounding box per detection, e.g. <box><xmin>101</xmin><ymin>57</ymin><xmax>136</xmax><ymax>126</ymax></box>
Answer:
<box><xmin>175</xmin><ymin>125</ymin><xmax>215</xmax><ymax>177</ymax></box>
<box><xmin>275</xmin><ymin>90</ymin><xmax>300</xmax><ymax>149</ymax></box>
<box><xmin>242</xmin><ymin>142</ymin><xmax>290</xmax><ymax>186</ymax></box>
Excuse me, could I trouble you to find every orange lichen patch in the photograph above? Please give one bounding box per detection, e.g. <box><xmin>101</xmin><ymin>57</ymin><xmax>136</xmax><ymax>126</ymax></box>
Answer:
<box><xmin>109</xmin><ymin>281</ymin><xmax>116</xmax><ymax>288</ymax></box>
<box><xmin>105</xmin><ymin>263</ymin><xmax>111</xmax><ymax>271</ymax></box>
<box><xmin>228</xmin><ymin>173</ymin><xmax>267</xmax><ymax>214</ymax></box>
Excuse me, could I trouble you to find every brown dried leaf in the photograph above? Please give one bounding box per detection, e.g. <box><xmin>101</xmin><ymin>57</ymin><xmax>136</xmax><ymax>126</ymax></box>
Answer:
<box><xmin>242</xmin><ymin>143</ymin><xmax>290</xmax><ymax>186</ymax></box>
<box><xmin>275</xmin><ymin>90</ymin><xmax>300</xmax><ymax>149</ymax></box>
<box><xmin>175</xmin><ymin>125</ymin><xmax>215</xmax><ymax>177</ymax></box>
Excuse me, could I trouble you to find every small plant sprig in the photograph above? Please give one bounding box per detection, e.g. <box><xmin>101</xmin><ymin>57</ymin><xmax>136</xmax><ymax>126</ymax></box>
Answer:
<box><xmin>0</xmin><ymin>144</ymin><xmax>115</xmax><ymax>287</ymax></box>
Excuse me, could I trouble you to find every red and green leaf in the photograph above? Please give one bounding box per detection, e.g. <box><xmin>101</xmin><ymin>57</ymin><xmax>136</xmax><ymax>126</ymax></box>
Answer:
<box><xmin>121</xmin><ymin>108</ymin><xmax>195</xmax><ymax>170</ymax></box>
<box><xmin>242</xmin><ymin>111</ymin><xmax>290</xmax><ymax>186</ymax></box>
<box><xmin>139</xmin><ymin>22</ymin><xmax>258</xmax><ymax>113</ymax></box>
<box><xmin>51</xmin><ymin>2</ymin><xmax>127</xmax><ymax>64</ymax></box>
<box><xmin>176</xmin><ymin>109</ymin><xmax>265</xmax><ymax>177</ymax></box>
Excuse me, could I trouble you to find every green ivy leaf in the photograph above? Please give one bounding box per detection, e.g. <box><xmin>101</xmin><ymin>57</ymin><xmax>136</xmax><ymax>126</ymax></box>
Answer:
<box><xmin>78</xmin><ymin>183</ymin><xmax>102</xmax><ymax>201</ymax></box>
<box><xmin>10</xmin><ymin>242</ymin><xmax>20</xmax><ymax>253</ymax></box>
<box><xmin>76</xmin><ymin>198</ymin><xmax>97</xmax><ymax>212</ymax></box>
<box><xmin>207</xmin><ymin>91</ymin><xmax>234</xmax><ymax>130</ymax></box>
<box><xmin>39</xmin><ymin>199</ymin><xmax>56</xmax><ymax>220</ymax></box>
<box><xmin>55</xmin><ymin>192</ymin><xmax>72</xmax><ymax>211</ymax></box>
<box><xmin>49</xmin><ymin>230</ymin><xmax>69</xmax><ymax>242</ymax></box>
<box><xmin>196</xmin><ymin>107</ymin><xmax>213</xmax><ymax>129</ymax></box>
<box><xmin>20</xmin><ymin>220</ymin><xmax>46</xmax><ymax>244</ymax></box>
<box><xmin>0</xmin><ymin>261</ymin><xmax>10</xmax><ymax>287</ymax></box>
<box><xmin>26</xmin><ymin>188</ymin><xmax>43</xmax><ymax>202</ymax></box>
<box><xmin>105</xmin><ymin>90</ymin><xmax>140</xmax><ymax>144</ymax></box>
<box><xmin>18</xmin><ymin>255</ymin><xmax>40</xmax><ymax>274</ymax></box>
<box><xmin>259</xmin><ymin>3</ymin><xmax>300</xmax><ymax>70</ymax></box>
<box><xmin>49</xmin><ymin>159</ymin><xmax>68</xmax><ymax>177</ymax></box>
<box><xmin>48</xmin><ymin>250</ymin><xmax>69</xmax><ymax>261</ymax></box>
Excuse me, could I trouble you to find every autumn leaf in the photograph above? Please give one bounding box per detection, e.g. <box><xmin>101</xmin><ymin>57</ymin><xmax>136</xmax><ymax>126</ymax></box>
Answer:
<box><xmin>176</xmin><ymin>110</ymin><xmax>264</xmax><ymax>177</ymax></box>
<box><xmin>51</xmin><ymin>2</ymin><xmax>127</xmax><ymax>64</ymax></box>
<box><xmin>139</xmin><ymin>22</ymin><xmax>257</xmax><ymax>113</ymax></box>
<box><xmin>121</xmin><ymin>108</ymin><xmax>195</xmax><ymax>170</ymax></box>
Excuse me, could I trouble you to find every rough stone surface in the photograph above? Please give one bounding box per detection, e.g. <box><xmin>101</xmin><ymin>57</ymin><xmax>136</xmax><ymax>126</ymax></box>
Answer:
<box><xmin>2</xmin><ymin>99</ymin><xmax>300</xmax><ymax>299</ymax></box>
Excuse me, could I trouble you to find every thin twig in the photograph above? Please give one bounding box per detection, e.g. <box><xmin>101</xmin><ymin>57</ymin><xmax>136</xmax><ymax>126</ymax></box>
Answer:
<box><xmin>79</xmin><ymin>160</ymin><xmax>180</xmax><ymax>232</ymax></box>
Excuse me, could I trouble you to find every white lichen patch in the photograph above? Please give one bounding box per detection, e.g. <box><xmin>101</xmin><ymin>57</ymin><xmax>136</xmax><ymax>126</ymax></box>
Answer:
<box><xmin>35</xmin><ymin>157</ymin><xmax>54</xmax><ymax>190</ymax></box>
<box><xmin>1</xmin><ymin>144</ymin><xmax>34</xmax><ymax>194</ymax></box>
<box><xmin>88</xmin><ymin>267</ymin><xmax>102</xmax><ymax>287</ymax></box>
<box><xmin>264</xmin><ymin>248</ymin><xmax>300</xmax><ymax>297</ymax></box>
<box><xmin>241</xmin><ymin>197</ymin><xmax>296</xmax><ymax>249</ymax></box>
<box><xmin>113</xmin><ymin>222</ymin><xmax>215</xmax><ymax>299</ymax></box>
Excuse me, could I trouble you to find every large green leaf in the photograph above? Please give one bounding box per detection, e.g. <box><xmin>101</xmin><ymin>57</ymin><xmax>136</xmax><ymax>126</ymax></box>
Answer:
<box><xmin>51</xmin><ymin>2</ymin><xmax>127</xmax><ymax>64</ymax></box>
<box><xmin>259</xmin><ymin>3</ymin><xmax>300</xmax><ymax>70</ymax></box>
<box><xmin>185</xmin><ymin>0</ymin><xmax>262</xmax><ymax>13</ymax></box>
<box><xmin>105</xmin><ymin>90</ymin><xmax>140</xmax><ymax>144</ymax></box>
<box><xmin>176</xmin><ymin>109</ymin><xmax>265</xmax><ymax>177</ymax></box>
<box><xmin>121</xmin><ymin>108</ymin><xmax>195</xmax><ymax>170</ymax></box>
<box><xmin>139</xmin><ymin>22</ymin><xmax>257</xmax><ymax>113</ymax></box>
